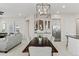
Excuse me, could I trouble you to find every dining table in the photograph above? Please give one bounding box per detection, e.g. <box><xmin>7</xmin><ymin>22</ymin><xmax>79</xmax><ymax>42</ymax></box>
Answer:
<box><xmin>22</xmin><ymin>37</ymin><xmax>58</xmax><ymax>56</ymax></box>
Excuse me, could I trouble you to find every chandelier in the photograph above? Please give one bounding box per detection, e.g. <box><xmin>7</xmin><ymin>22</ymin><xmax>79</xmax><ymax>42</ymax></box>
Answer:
<box><xmin>36</xmin><ymin>3</ymin><xmax>50</xmax><ymax>18</ymax></box>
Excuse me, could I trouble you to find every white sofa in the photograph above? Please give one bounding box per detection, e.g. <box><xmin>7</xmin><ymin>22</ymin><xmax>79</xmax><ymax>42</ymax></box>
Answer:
<box><xmin>29</xmin><ymin>47</ymin><xmax>52</xmax><ymax>56</ymax></box>
<box><xmin>0</xmin><ymin>33</ymin><xmax>22</xmax><ymax>53</ymax></box>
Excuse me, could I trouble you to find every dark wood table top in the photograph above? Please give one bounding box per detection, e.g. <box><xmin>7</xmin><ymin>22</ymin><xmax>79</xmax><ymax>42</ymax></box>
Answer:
<box><xmin>23</xmin><ymin>37</ymin><xmax>58</xmax><ymax>55</ymax></box>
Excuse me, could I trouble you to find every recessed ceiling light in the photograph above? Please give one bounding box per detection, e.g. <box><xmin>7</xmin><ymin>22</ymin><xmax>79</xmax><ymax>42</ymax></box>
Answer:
<box><xmin>56</xmin><ymin>11</ymin><xmax>60</xmax><ymax>14</ymax></box>
<box><xmin>18</xmin><ymin>13</ymin><xmax>22</xmax><ymax>16</ymax></box>
<box><xmin>62</xmin><ymin>5</ymin><xmax>66</xmax><ymax>8</ymax></box>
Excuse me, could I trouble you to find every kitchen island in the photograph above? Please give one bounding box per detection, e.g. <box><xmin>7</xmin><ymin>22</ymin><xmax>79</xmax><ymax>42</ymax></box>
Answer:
<box><xmin>66</xmin><ymin>35</ymin><xmax>79</xmax><ymax>55</ymax></box>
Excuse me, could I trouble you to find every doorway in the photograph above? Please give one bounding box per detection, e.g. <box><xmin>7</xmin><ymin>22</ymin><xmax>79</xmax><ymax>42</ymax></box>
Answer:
<box><xmin>52</xmin><ymin>19</ymin><xmax>61</xmax><ymax>42</ymax></box>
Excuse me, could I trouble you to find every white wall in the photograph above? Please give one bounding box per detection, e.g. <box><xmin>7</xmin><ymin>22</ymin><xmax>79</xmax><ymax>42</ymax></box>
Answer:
<box><xmin>0</xmin><ymin>14</ymin><xmax>77</xmax><ymax>43</ymax></box>
<box><xmin>61</xmin><ymin>14</ymin><xmax>76</xmax><ymax>42</ymax></box>
<box><xmin>18</xmin><ymin>14</ymin><xmax>76</xmax><ymax>41</ymax></box>
<box><xmin>13</xmin><ymin>17</ymin><xmax>27</xmax><ymax>40</ymax></box>
<box><xmin>0</xmin><ymin>17</ymin><xmax>27</xmax><ymax>40</ymax></box>
<box><xmin>27</xmin><ymin>14</ymin><xmax>76</xmax><ymax>43</ymax></box>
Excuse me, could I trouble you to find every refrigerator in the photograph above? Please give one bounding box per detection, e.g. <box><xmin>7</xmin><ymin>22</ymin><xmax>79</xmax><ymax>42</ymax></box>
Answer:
<box><xmin>52</xmin><ymin>19</ymin><xmax>61</xmax><ymax>41</ymax></box>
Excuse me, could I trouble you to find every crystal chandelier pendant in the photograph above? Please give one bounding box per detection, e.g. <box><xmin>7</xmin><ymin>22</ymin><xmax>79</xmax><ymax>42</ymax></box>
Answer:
<box><xmin>36</xmin><ymin>3</ymin><xmax>50</xmax><ymax>18</ymax></box>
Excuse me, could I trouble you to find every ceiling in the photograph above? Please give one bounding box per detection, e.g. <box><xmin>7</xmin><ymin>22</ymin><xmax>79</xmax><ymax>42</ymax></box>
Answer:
<box><xmin>0</xmin><ymin>3</ymin><xmax>79</xmax><ymax>17</ymax></box>
<box><xmin>51</xmin><ymin>3</ymin><xmax>79</xmax><ymax>15</ymax></box>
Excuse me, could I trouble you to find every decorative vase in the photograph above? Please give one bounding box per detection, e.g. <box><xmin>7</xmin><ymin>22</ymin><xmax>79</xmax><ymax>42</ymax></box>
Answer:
<box><xmin>39</xmin><ymin>37</ymin><xmax>42</xmax><ymax>44</ymax></box>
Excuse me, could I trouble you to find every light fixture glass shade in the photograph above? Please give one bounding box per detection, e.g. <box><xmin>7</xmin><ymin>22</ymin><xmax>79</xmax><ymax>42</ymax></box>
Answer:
<box><xmin>36</xmin><ymin>3</ymin><xmax>50</xmax><ymax>18</ymax></box>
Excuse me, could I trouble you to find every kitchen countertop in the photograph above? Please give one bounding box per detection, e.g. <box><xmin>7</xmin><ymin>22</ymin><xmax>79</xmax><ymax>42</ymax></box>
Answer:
<box><xmin>66</xmin><ymin>35</ymin><xmax>79</xmax><ymax>48</ymax></box>
<box><xmin>66</xmin><ymin>35</ymin><xmax>79</xmax><ymax>39</ymax></box>
<box><xmin>0</xmin><ymin>33</ymin><xmax>7</xmax><ymax>38</ymax></box>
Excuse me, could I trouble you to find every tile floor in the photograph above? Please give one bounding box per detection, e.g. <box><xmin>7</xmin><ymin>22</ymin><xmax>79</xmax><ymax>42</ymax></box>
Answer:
<box><xmin>52</xmin><ymin>41</ymin><xmax>73</xmax><ymax>56</ymax></box>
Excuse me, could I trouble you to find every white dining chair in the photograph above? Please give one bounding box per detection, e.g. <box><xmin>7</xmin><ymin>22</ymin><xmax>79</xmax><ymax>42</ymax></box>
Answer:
<box><xmin>29</xmin><ymin>47</ymin><xmax>52</xmax><ymax>56</ymax></box>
